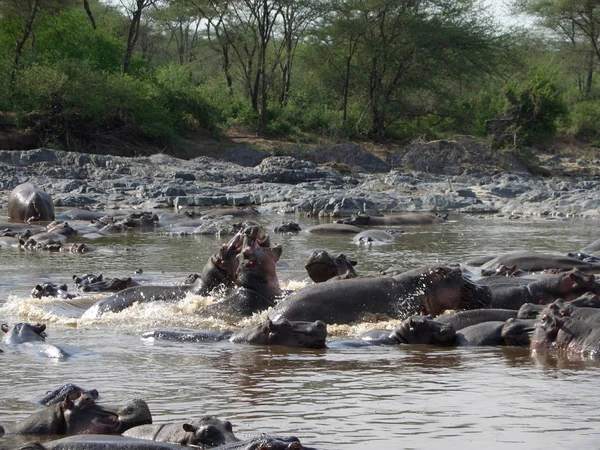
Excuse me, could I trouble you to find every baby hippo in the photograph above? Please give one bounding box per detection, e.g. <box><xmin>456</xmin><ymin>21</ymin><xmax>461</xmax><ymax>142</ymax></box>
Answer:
<box><xmin>122</xmin><ymin>416</ymin><xmax>239</xmax><ymax>447</ymax></box>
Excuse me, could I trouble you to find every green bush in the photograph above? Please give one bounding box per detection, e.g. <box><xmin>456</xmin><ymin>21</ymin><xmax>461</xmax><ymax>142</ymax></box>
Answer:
<box><xmin>501</xmin><ymin>65</ymin><xmax>567</xmax><ymax>150</ymax></box>
<box><xmin>563</xmin><ymin>99</ymin><xmax>600</xmax><ymax>139</ymax></box>
<box><xmin>35</xmin><ymin>10</ymin><xmax>124</xmax><ymax>72</ymax></box>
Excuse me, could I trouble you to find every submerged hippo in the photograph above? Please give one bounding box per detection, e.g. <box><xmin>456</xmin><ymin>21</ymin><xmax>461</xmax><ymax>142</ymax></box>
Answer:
<box><xmin>8</xmin><ymin>183</ymin><xmax>55</xmax><ymax>223</ymax></box>
<box><xmin>358</xmin><ymin>315</ymin><xmax>456</xmax><ymax>346</ymax></box>
<box><xmin>337</xmin><ymin>212</ymin><xmax>445</xmax><ymax>226</ymax></box>
<box><xmin>30</xmin><ymin>435</ymin><xmax>188</xmax><ymax>450</ymax></box>
<box><xmin>486</xmin><ymin>268</ymin><xmax>600</xmax><ymax>310</ymax></box>
<box><xmin>1</xmin><ymin>322</ymin><xmax>90</xmax><ymax>359</ymax></box>
<box><xmin>455</xmin><ymin>321</ymin><xmax>507</xmax><ymax>346</ymax></box>
<box><xmin>39</xmin><ymin>384</ymin><xmax>99</xmax><ymax>406</ymax></box>
<box><xmin>434</xmin><ymin>309</ymin><xmax>518</xmax><ymax>330</ymax></box>
<box><xmin>271</xmin><ymin>265</ymin><xmax>491</xmax><ymax>325</ymax></box>
<box><xmin>31</xmin><ymin>283</ymin><xmax>75</xmax><ymax>299</ymax></box>
<box><xmin>0</xmin><ymin>393</ymin><xmax>151</xmax><ymax>436</ymax></box>
<box><xmin>480</xmin><ymin>251</ymin><xmax>600</xmax><ymax>273</ymax></box>
<box><xmin>530</xmin><ymin>303</ymin><xmax>600</xmax><ymax>358</ymax></box>
<box><xmin>353</xmin><ymin>229</ymin><xmax>402</xmax><ymax>246</ymax></box>
<box><xmin>501</xmin><ymin>318</ymin><xmax>537</xmax><ymax>347</ymax></box>
<box><xmin>122</xmin><ymin>416</ymin><xmax>239</xmax><ymax>447</ymax></box>
<box><xmin>304</xmin><ymin>251</ymin><xmax>357</xmax><ymax>283</ymax></box>
<box><xmin>143</xmin><ymin>318</ymin><xmax>327</xmax><ymax>349</ymax></box>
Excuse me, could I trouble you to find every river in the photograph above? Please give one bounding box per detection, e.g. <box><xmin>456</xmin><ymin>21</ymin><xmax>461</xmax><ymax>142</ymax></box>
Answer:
<box><xmin>0</xmin><ymin>212</ymin><xmax>599</xmax><ymax>449</ymax></box>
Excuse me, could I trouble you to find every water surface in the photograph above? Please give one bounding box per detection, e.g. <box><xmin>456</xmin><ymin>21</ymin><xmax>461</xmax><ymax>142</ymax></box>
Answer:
<box><xmin>0</xmin><ymin>213</ymin><xmax>599</xmax><ymax>449</ymax></box>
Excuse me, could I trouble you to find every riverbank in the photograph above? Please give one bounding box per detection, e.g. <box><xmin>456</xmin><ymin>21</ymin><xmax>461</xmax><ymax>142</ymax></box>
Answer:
<box><xmin>0</xmin><ymin>139</ymin><xmax>599</xmax><ymax>221</ymax></box>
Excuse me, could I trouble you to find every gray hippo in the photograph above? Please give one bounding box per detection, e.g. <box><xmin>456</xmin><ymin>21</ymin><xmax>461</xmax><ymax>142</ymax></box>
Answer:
<box><xmin>434</xmin><ymin>309</ymin><xmax>518</xmax><ymax>330</ymax></box>
<box><xmin>306</xmin><ymin>223</ymin><xmax>362</xmax><ymax>234</ymax></box>
<box><xmin>0</xmin><ymin>393</ymin><xmax>151</xmax><ymax>436</ymax></box>
<box><xmin>304</xmin><ymin>251</ymin><xmax>357</xmax><ymax>283</ymax></box>
<box><xmin>501</xmin><ymin>318</ymin><xmax>537</xmax><ymax>347</ymax></box>
<box><xmin>82</xmin><ymin>230</ymin><xmax>246</xmax><ymax>318</ymax></box>
<box><xmin>8</xmin><ymin>183</ymin><xmax>55</xmax><ymax>223</ymax></box>
<box><xmin>31</xmin><ymin>283</ymin><xmax>76</xmax><ymax>299</ymax></box>
<box><xmin>200</xmin><ymin>236</ymin><xmax>283</xmax><ymax>319</ymax></box>
<box><xmin>31</xmin><ymin>434</ymin><xmax>311</xmax><ymax>450</ymax></box>
<box><xmin>38</xmin><ymin>384</ymin><xmax>99</xmax><ymax>406</ymax></box>
<box><xmin>352</xmin><ymin>229</ymin><xmax>402</xmax><ymax>246</ymax></box>
<box><xmin>336</xmin><ymin>212</ymin><xmax>446</xmax><ymax>226</ymax></box>
<box><xmin>80</xmin><ymin>277</ymin><xmax>140</xmax><ymax>293</ymax></box>
<box><xmin>1</xmin><ymin>322</ymin><xmax>88</xmax><ymax>359</ymax></box>
<box><xmin>271</xmin><ymin>265</ymin><xmax>491</xmax><ymax>325</ymax></box>
<box><xmin>143</xmin><ymin>318</ymin><xmax>327</xmax><ymax>349</ymax></box>
<box><xmin>454</xmin><ymin>321</ymin><xmax>507</xmax><ymax>346</ymax></box>
<box><xmin>480</xmin><ymin>251</ymin><xmax>600</xmax><ymax>273</ymax></box>
<box><xmin>530</xmin><ymin>303</ymin><xmax>600</xmax><ymax>358</ymax></box>
<box><xmin>122</xmin><ymin>416</ymin><xmax>239</xmax><ymax>447</ymax></box>
<box><xmin>486</xmin><ymin>268</ymin><xmax>600</xmax><ymax>310</ymax></box>
<box><xmin>356</xmin><ymin>315</ymin><xmax>456</xmax><ymax>346</ymax></box>
<box><xmin>23</xmin><ymin>435</ymin><xmax>188</xmax><ymax>450</ymax></box>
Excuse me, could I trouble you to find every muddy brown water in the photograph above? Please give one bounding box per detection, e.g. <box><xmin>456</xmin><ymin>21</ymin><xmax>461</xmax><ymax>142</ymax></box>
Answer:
<box><xmin>0</xmin><ymin>213</ymin><xmax>599</xmax><ymax>449</ymax></box>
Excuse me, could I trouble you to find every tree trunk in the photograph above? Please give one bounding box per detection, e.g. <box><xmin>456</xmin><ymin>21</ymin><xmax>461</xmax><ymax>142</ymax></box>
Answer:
<box><xmin>83</xmin><ymin>0</ymin><xmax>97</xmax><ymax>29</ymax></box>
<box><xmin>12</xmin><ymin>0</ymin><xmax>39</xmax><ymax>80</ymax></box>
<box><xmin>123</xmin><ymin>0</ymin><xmax>145</xmax><ymax>74</ymax></box>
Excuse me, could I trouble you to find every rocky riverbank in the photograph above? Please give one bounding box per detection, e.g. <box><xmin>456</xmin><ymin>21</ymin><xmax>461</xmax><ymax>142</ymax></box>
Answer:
<box><xmin>0</xmin><ymin>139</ymin><xmax>599</xmax><ymax>220</ymax></box>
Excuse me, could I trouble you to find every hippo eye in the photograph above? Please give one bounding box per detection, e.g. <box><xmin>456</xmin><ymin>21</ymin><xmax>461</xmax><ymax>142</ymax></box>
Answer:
<box><xmin>540</xmin><ymin>314</ymin><xmax>548</xmax><ymax>323</ymax></box>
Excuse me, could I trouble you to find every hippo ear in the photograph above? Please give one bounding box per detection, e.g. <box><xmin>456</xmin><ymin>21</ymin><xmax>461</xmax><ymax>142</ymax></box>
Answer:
<box><xmin>98</xmin><ymin>274</ymin><xmax>103</xmax><ymax>281</ymax></box>
<box><xmin>1</xmin><ymin>324</ymin><xmax>8</xmax><ymax>333</ymax></box>
<box><xmin>182</xmin><ymin>423</ymin><xmax>196</xmax><ymax>433</ymax></box>
<box><xmin>350</xmin><ymin>260</ymin><xmax>358</xmax><ymax>266</ymax></box>
<box><xmin>62</xmin><ymin>397</ymin><xmax>73</xmax><ymax>410</ymax></box>
<box><xmin>36</xmin><ymin>324</ymin><xmax>47</xmax><ymax>333</ymax></box>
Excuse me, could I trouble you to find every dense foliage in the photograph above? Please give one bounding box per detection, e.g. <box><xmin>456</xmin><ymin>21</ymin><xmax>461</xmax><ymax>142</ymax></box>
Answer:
<box><xmin>0</xmin><ymin>0</ymin><xmax>597</xmax><ymax>154</ymax></box>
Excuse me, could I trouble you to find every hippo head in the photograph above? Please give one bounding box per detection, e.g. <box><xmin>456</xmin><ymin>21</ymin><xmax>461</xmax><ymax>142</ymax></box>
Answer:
<box><xmin>517</xmin><ymin>303</ymin><xmax>545</xmax><ymax>319</ymax></box>
<box><xmin>236</xmin><ymin>245</ymin><xmax>282</xmax><ymax>299</ymax></box>
<box><xmin>182</xmin><ymin>416</ymin><xmax>240</xmax><ymax>447</ymax></box>
<box><xmin>62</xmin><ymin>392</ymin><xmax>121</xmax><ymax>435</ymax></box>
<box><xmin>530</xmin><ymin>307</ymin><xmax>564</xmax><ymax>350</ymax></box>
<box><xmin>73</xmin><ymin>273</ymin><xmax>103</xmax><ymax>289</ymax></box>
<box><xmin>233</xmin><ymin>318</ymin><xmax>328</xmax><ymax>349</ymax></box>
<box><xmin>305</xmin><ymin>251</ymin><xmax>358</xmax><ymax>283</ymax></box>
<box><xmin>2</xmin><ymin>322</ymin><xmax>47</xmax><ymax>345</ymax></box>
<box><xmin>557</xmin><ymin>268</ymin><xmax>600</xmax><ymax>300</ymax></box>
<box><xmin>501</xmin><ymin>318</ymin><xmax>537</xmax><ymax>347</ymax></box>
<box><xmin>31</xmin><ymin>283</ymin><xmax>69</xmax><ymax>299</ymax></box>
<box><xmin>113</xmin><ymin>399</ymin><xmax>153</xmax><ymax>433</ymax></box>
<box><xmin>392</xmin><ymin>315</ymin><xmax>456</xmax><ymax>345</ymax></box>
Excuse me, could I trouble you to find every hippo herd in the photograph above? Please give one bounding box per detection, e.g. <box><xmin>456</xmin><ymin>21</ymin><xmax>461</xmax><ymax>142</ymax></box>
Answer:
<box><xmin>0</xmin><ymin>383</ymin><xmax>312</xmax><ymax>450</ymax></box>
<box><xmin>2</xmin><ymin>182</ymin><xmax>600</xmax><ymax>449</ymax></box>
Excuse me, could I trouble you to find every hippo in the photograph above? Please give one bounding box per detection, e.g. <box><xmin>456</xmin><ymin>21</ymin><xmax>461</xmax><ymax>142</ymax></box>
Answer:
<box><xmin>358</xmin><ymin>315</ymin><xmax>456</xmax><ymax>346</ymax></box>
<box><xmin>46</xmin><ymin>221</ymin><xmax>77</xmax><ymax>237</ymax></box>
<box><xmin>480</xmin><ymin>251</ymin><xmax>600</xmax><ymax>273</ymax></box>
<box><xmin>544</xmin><ymin>299</ymin><xmax>600</xmax><ymax>324</ymax></box>
<box><xmin>29</xmin><ymin>435</ymin><xmax>188</xmax><ymax>450</ymax></box>
<box><xmin>455</xmin><ymin>321</ymin><xmax>506</xmax><ymax>346</ymax></box>
<box><xmin>2</xmin><ymin>322</ymin><xmax>47</xmax><ymax>345</ymax></box>
<box><xmin>336</xmin><ymin>212</ymin><xmax>445</xmax><ymax>226</ymax></box>
<box><xmin>570</xmin><ymin>292</ymin><xmax>600</xmax><ymax>308</ymax></box>
<box><xmin>352</xmin><ymin>229</ymin><xmax>402</xmax><ymax>246</ymax></box>
<box><xmin>0</xmin><ymin>393</ymin><xmax>151</xmax><ymax>436</ymax></box>
<box><xmin>1</xmin><ymin>322</ymin><xmax>84</xmax><ymax>359</ymax></box>
<box><xmin>36</xmin><ymin>434</ymin><xmax>310</xmax><ymax>450</ymax></box>
<box><xmin>271</xmin><ymin>265</ymin><xmax>491</xmax><ymax>325</ymax></box>
<box><xmin>273</xmin><ymin>222</ymin><xmax>301</xmax><ymax>233</ymax></box>
<box><xmin>73</xmin><ymin>274</ymin><xmax>104</xmax><ymax>289</ymax></box>
<box><xmin>304</xmin><ymin>251</ymin><xmax>357</xmax><ymax>283</ymax></box>
<box><xmin>80</xmin><ymin>277</ymin><xmax>140</xmax><ymax>293</ymax></box>
<box><xmin>122</xmin><ymin>416</ymin><xmax>239</xmax><ymax>447</ymax></box>
<box><xmin>31</xmin><ymin>283</ymin><xmax>76</xmax><ymax>299</ymax></box>
<box><xmin>21</xmin><ymin>232</ymin><xmax>68</xmax><ymax>251</ymax></box>
<box><xmin>517</xmin><ymin>303</ymin><xmax>545</xmax><ymax>319</ymax></box>
<box><xmin>501</xmin><ymin>318</ymin><xmax>537</xmax><ymax>347</ymax></box>
<box><xmin>486</xmin><ymin>268</ymin><xmax>600</xmax><ymax>310</ymax></box>
<box><xmin>306</xmin><ymin>223</ymin><xmax>362</xmax><ymax>234</ymax></box>
<box><xmin>200</xmin><ymin>240</ymin><xmax>283</xmax><ymax>319</ymax></box>
<box><xmin>38</xmin><ymin>384</ymin><xmax>99</xmax><ymax>406</ymax></box>
<box><xmin>530</xmin><ymin>305</ymin><xmax>600</xmax><ymax>357</ymax></box>
<box><xmin>480</xmin><ymin>264</ymin><xmax>526</xmax><ymax>277</ymax></box>
<box><xmin>582</xmin><ymin>238</ymin><xmax>600</xmax><ymax>255</ymax></box>
<box><xmin>143</xmin><ymin>318</ymin><xmax>327</xmax><ymax>349</ymax></box>
<box><xmin>82</xmin><ymin>231</ymin><xmax>245</xmax><ymax>318</ymax></box>
<box><xmin>434</xmin><ymin>309</ymin><xmax>517</xmax><ymax>330</ymax></box>
<box><xmin>8</xmin><ymin>183</ymin><xmax>55</xmax><ymax>223</ymax></box>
